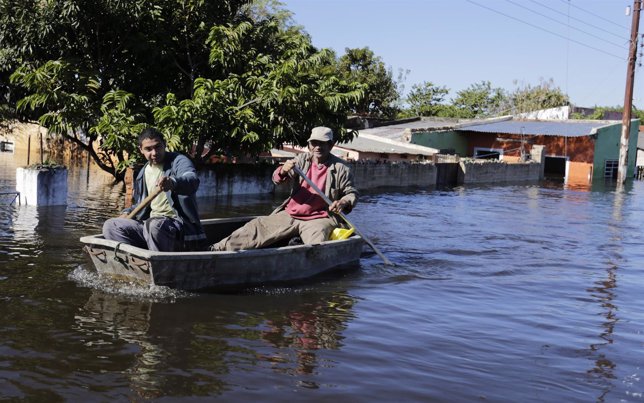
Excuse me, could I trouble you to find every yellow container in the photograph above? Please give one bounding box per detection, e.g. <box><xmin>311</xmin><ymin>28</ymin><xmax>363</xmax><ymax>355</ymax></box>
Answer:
<box><xmin>329</xmin><ymin>227</ymin><xmax>355</xmax><ymax>240</ymax></box>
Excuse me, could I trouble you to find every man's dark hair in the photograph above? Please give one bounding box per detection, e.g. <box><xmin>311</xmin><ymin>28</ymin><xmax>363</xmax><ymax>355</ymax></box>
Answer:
<box><xmin>138</xmin><ymin>127</ymin><xmax>165</xmax><ymax>147</ymax></box>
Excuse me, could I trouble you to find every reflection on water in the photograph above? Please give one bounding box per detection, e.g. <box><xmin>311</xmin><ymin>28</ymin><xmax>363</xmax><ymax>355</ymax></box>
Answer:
<box><xmin>72</xmin><ymin>287</ymin><xmax>357</xmax><ymax>399</ymax></box>
<box><xmin>259</xmin><ymin>290</ymin><xmax>355</xmax><ymax>382</ymax></box>
<box><xmin>74</xmin><ymin>291</ymin><xmax>179</xmax><ymax>400</ymax></box>
<box><xmin>584</xmin><ymin>188</ymin><xmax>624</xmax><ymax>401</ymax></box>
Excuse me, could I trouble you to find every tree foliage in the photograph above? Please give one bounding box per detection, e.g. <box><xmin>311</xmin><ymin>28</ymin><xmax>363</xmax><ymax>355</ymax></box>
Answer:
<box><xmin>2</xmin><ymin>0</ymin><xmax>364</xmax><ymax>180</ymax></box>
<box><xmin>507</xmin><ymin>78</ymin><xmax>569</xmax><ymax>114</ymax></box>
<box><xmin>452</xmin><ymin>81</ymin><xmax>507</xmax><ymax>118</ymax></box>
<box><xmin>154</xmin><ymin>17</ymin><xmax>363</xmax><ymax>164</ymax></box>
<box><xmin>399</xmin><ymin>78</ymin><xmax>570</xmax><ymax>119</ymax></box>
<box><xmin>336</xmin><ymin>47</ymin><xmax>400</xmax><ymax>119</ymax></box>
<box><xmin>403</xmin><ymin>81</ymin><xmax>450</xmax><ymax>117</ymax></box>
<box><xmin>3</xmin><ymin>0</ymin><xmax>255</xmax><ymax>179</ymax></box>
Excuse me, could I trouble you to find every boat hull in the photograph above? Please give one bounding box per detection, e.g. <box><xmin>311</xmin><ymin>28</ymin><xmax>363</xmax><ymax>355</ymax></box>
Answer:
<box><xmin>80</xmin><ymin>216</ymin><xmax>364</xmax><ymax>291</ymax></box>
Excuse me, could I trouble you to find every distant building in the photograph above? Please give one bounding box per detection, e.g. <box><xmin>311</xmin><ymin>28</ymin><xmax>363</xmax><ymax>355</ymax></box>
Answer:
<box><xmin>409</xmin><ymin>117</ymin><xmax>639</xmax><ymax>185</ymax></box>
<box><xmin>279</xmin><ymin>128</ymin><xmax>439</xmax><ymax>163</ymax></box>
<box><xmin>272</xmin><ymin>110</ymin><xmax>639</xmax><ymax>185</ymax></box>
<box><xmin>332</xmin><ymin>133</ymin><xmax>437</xmax><ymax>162</ymax></box>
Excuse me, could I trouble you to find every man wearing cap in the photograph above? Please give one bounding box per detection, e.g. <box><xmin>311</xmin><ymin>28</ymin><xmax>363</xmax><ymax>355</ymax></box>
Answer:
<box><xmin>210</xmin><ymin>126</ymin><xmax>358</xmax><ymax>251</ymax></box>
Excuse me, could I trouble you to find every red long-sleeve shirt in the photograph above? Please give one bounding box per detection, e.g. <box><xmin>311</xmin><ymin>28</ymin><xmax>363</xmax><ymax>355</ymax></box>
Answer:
<box><xmin>273</xmin><ymin>164</ymin><xmax>329</xmax><ymax>220</ymax></box>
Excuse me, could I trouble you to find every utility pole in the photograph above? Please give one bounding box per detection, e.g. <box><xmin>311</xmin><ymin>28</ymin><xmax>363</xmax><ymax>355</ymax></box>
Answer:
<box><xmin>618</xmin><ymin>0</ymin><xmax>642</xmax><ymax>184</ymax></box>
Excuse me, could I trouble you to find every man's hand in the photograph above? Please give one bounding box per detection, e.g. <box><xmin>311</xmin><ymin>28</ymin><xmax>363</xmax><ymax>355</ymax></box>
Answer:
<box><xmin>280</xmin><ymin>159</ymin><xmax>296</xmax><ymax>176</ymax></box>
<box><xmin>329</xmin><ymin>199</ymin><xmax>349</xmax><ymax>214</ymax></box>
<box><xmin>157</xmin><ymin>176</ymin><xmax>175</xmax><ymax>192</ymax></box>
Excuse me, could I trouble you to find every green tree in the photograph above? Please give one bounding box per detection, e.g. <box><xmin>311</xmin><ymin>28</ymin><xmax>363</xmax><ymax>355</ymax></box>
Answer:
<box><xmin>3</xmin><ymin>0</ymin><xmax>363</xmax><ymax>180</ymax></box>
<box><xmin>452</xmin><ymin>81</ymin><xmax>507</xmax><ymax>118</ymax></box>
<box><xmin>403</xmin><ymin>81</ymin><xmax>450</xmax><ymax>117</ymax></box>
<box><xmin>507</xmin><ymin>78</ymin><xmax>569</xmax><ymax>114</ymax></box>
<box><xmin>570</xmin><ymin>105</ymin><xmax>640</xmax><ymax>120</ymax></box>
<box><xmin>242</xmin><ymin>0</ymin><xmax>293</xmax><ymax>25</ymax></box>
<box><xmin>336</xmin><ymin>47</ymin><xmax>400</xmax><ymax>119</ymax></box>
<box><xmin>154</xmin><ymin>18</ymin><xmax>363</xmax><ymax>164</ymax></box>
<box><xmin>4</xmin><ymin>0</ymin><xmax>253</xmax><ymax>179</ymax></box>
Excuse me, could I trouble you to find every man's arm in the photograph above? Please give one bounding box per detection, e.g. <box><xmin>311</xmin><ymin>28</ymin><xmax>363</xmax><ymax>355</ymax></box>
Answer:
<box><xmin>330</xmin><ymin>164</ymin><xmax>358</xmax><ymax>214</ymax></box>
<box><xmin>167</xmin><ymin>154</ymin><xmax>199</xmax><ymax>195</ymax></box>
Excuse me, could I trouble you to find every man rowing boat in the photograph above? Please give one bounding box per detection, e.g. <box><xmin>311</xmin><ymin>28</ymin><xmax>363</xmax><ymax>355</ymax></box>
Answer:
<box><xmin>210</xmin><ymin>126</ymin><xmax>358</xmax><ymax>251</ymax></box>
<box><xmin>102</xmin><ymin>128</ymin><xmax>207</xmax><ymax>252</ymax></box>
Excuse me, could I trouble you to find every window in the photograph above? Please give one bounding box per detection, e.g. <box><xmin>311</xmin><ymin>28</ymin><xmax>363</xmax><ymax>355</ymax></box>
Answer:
<box><xmin>473</xmin><ymin>147</ymin><xmax>502</xmax><ymax>160</ymax></box>
<box><xmin>604</xmin><ymin>160</ymin><xmax>618</xmax><ymax>179</ymax></box>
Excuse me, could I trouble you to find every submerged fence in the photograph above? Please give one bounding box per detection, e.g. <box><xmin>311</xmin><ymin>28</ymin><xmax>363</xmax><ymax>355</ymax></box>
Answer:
<box><xmin>0</xmin><ymin>191</ymin><xmax>20</xmax><ymax>205</ymax></box>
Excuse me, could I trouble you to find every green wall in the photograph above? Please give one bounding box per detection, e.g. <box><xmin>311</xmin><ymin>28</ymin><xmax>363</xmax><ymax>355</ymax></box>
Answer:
<box><xmin>592</xmin><ymin>120</ymin><xmax>639</xmax><ymax>179</ymax></box>
<box><xmin>409</xmin><ymin>130</ymin><xmax>468</xmax><ymax>155</ymax></box>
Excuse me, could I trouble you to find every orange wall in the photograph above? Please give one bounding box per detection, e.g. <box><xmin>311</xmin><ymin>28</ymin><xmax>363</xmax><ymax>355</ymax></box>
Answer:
<box><xmin>568</xmin><ymin>161</ymin><xmax>593</xmax><ymax>183</ymax></box>
<box><xmin>465</xmin><ymin>132</ymin><xmax>596</xmax><ymax>162</ymax></box>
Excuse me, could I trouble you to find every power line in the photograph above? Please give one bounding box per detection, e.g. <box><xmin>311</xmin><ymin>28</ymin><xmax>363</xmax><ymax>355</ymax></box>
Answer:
<box><xmin>559</xmin><ymin>0</ymin><xmax>629</xmax><ymax>30</ymax></box>
<box><xmin>505</xmin><ymin>0</ymin><xmax>626</xmax><ymax>50</ymax></box>
<box><xmin>466</xmin><ymin>0</ymin><xmax>625</xmax><ymax>60</ymax></box>
<box><xmin>574</xmin><ymin>59</ymin><xmax>625</xmax><ymax>106</ymax></box>
<box><xmin>528</xmin><ymin>0</ymin><xmax>628</xmax><ymax>41</ymax></box>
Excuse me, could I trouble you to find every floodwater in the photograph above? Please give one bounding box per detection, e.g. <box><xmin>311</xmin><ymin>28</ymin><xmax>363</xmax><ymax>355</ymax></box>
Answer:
<box><xmin>1</xmin><ymin>151</ymin><xmax>644</xmax><ymax>402</ymax></box>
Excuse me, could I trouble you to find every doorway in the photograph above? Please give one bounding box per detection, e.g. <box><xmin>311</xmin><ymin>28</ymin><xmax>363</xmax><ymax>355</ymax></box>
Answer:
<box><xmin>544</xmin><ymin>156</ymin><xmax>567</xmax><ymax>178</ymax></box>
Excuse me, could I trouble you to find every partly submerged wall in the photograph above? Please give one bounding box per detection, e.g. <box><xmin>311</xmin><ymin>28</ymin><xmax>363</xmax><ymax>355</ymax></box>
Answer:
<box><xmin>16</xmin><ymin>166</ymin><xmax>68</xmax><ymax>206</ymax></box>
<box><xmin>196</xmin><ymin>164</ymin><xmax>276</xmax><ymax>197</ymax></box>
<box><xmin>350</xmin><ymin>162</ymin><xmax>436</xmax><ymax>189</ymax></box>
<box><xmin>126</xmin><ymin>160</ymin><xmax>542</xmax><ymax>200</ymax></box>
<box><xmin>457</xmin><ymin>160</ymin><xmax>542</xmax><ymax>184</ymax></box>
<box><xmin>194</xmin><ymin>160</ymin><xmax>537</xmax><ymax>195</ymax></box>
<box><xmin>195</xmin><ymin>162</ymin><xmax>438</xmax><ymax>197</ymax></box>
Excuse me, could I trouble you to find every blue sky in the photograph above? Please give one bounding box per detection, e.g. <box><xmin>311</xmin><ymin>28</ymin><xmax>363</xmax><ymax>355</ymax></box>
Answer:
<box><xmin>282</xmin><ymin>0</ymin><xmax>642</xmax><ymax>109</ymax></box>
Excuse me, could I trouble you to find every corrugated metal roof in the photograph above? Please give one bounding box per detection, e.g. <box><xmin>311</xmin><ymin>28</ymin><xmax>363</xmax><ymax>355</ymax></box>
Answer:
<box><xmin>356</xmin><ymin>118</ymin><xmax>465</xmax><ymax>140</ymax></box>
<box><xmin>335</xmin><ymin>133</ymin><xmax>437</xmax><ymax>155</ymax></box>
<box><xmin>269</xmin><ymin>148</ymin><xmax>299</xmax><ymax>158</ymax></box>
<box><xmin>457</xmin><ymin>120</ymin><xmax>614</xmax><ymax>137</ymax></box>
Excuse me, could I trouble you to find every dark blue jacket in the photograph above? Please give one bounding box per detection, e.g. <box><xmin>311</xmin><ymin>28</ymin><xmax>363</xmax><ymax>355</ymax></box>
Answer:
<box><xmin>126</xmin><ymin>152</ymin><xmax>206</xmax><ymax>248</ymax></box>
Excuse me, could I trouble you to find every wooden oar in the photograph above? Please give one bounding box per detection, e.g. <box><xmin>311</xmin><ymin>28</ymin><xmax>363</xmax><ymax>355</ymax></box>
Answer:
<box><xmin>126</xmin><ymin>186</ymin><xmax>163</xmax><ymax>219</ymax></box>
<box><xmin>292</xmin><ymin>165</ymin><xmax>394</xmax><ymax>266</ymax></box>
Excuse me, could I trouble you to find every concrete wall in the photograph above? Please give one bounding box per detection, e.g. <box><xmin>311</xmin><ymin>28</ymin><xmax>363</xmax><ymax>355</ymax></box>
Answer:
<box><xmin>128</xmin><ymin>160</ymin><xmax>544</xmax><ymax>199</ymax></box>
<box><xmin>351</xmin><ymin>162</ymin><xmax>436</xmax><ymax>189</ymax></box>
<box><xmin>190</xmin><ymin>162</ymin><xmax>438</xmax><ymax>197</ymax></box>
<box><xmin>16</xmin><ymin>167</ymin><xmax>68</xmax><ymax>206</ymax></box>
<box><xmin>196</xmin><ymin>164</ymin><xmax>276</xmax><ymax>197</ymax></box>
<box><xmin>517</xmin><ymin>106</ymin><xmax>570</xmax><ymax>120</ymax></box>
<box><xmin>457</xmin><ymin>160</ymin><xmax>541</xmax><ymax>184</ymax></box>
<box><xmin>199</xmin><ymin>159</ymin><xmax>547</xmax><ymax>192</ymax></box>
<box><xmin>531</xmin><ymin>145</ymin><xmax>546</xmax><ymax>180</ymax></box>
<box><xmin>192</xmin><ymin>160</ymin><xmax>543</xmax><ymax>196</ymax></box>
